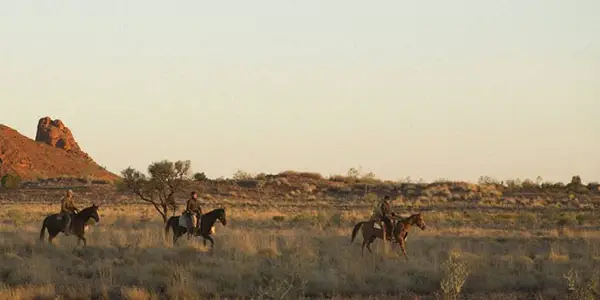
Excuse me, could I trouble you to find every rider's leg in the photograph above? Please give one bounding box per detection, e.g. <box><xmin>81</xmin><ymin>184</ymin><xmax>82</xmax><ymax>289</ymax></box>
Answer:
<box><xmin>383</xmin><ymin>216</ymin><xmax>393</xmax><ymax>240</ymax></box>
<box><xmin>192</xmin><ymin>213</ymin><xmax>198</xmax><ymax>233</ymax></box>
<box><xmin>187</xmin><ymin>213</ymin><xmax>194</xmax><ymax>233</ymax></box>
<box><xmin>63</xmin><ymin>212</ymin><xmax>71</xmax><ymax>236</ymax></box>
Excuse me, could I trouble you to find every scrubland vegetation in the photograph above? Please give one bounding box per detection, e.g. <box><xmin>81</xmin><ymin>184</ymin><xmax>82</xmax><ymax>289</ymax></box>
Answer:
<box><xmin>1</xmin><ymin>161</ymin><xmax>599</xmax><ymax>299</ymax></box>
<box><xmin>1</xmin><ymin>197</ymin><xmax>600</xmax><ymax>299</ymax></box>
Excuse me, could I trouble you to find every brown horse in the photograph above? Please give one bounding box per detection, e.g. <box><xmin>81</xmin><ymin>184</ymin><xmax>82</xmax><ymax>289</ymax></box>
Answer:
<box><xmin>350</xmin><ymin>213</ymin><xmax>426</xmax><ymax>259</ymax></box>
<box><xmin>39</xmin><ymin>204</ymin><xmax>101</xmax><ymax>247</ymax></box>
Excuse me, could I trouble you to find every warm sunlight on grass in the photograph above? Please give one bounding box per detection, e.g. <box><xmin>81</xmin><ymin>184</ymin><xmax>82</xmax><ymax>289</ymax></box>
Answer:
<box><xmin>1</xmin><ymin>200</ymin><xmax>600</xmax><ymax>299</ymax></box>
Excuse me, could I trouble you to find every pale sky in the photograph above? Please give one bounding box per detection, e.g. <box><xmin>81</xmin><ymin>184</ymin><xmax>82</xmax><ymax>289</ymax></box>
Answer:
<box><xmin>1</xmin><ymin>1</ymin><xmax>598</xmax><ymax>183</ymax></box>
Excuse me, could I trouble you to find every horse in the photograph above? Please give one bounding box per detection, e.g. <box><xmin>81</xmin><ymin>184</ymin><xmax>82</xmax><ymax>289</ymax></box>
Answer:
<box><xmin>39</xmin><ymin>204</ymin><xmax>101</xmax><ymax>247</ymax></box>
<box><xmin>171</xmin><ymin>211</ymin><xmax>200</xmax><ymax>241</ymax></box>
<box><xmin>165</xmin><ymin>208</ymin><xmax>227</xmax><ymax>248</ymax></box>
<box><xmin>350</xmin><ymin>213</ymin><xmax>426</xmax><ymax>259</ymax></box>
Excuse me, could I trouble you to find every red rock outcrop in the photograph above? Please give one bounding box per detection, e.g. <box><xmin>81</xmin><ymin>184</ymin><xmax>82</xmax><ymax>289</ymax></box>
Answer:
<box><xmin>35</xmin><ymin>117</ymin><xmax>90</xmax><ymax>159</ymax></box>
<box><xmin>0</xmin><ymin>118</ymin><xmax>118</xmax><ymax>181</ymax></box>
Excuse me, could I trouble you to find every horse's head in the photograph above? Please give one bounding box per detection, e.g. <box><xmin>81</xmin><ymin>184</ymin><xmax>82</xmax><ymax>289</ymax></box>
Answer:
<box><xmin>91</xmin><ymin>204</ymin><xmax>101</xmax><ymax>222</ymax></box>
<box><xmin>412</xmin><ymin>213</ymin><xmax>426</xmax><ymax>230</ymax></box>
<box><xmin>217</xmin><ymin>208</ymin><xmax>227</xmax><ymax>226</ymax></box>
<box><xmin>80</xmin><ymin>204</ymin><xmax>101</xmax><ymax>223</ymax></box>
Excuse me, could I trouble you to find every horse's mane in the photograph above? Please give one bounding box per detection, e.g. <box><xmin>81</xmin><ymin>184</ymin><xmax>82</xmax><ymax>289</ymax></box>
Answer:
<box><xmin>395</xmin><ymin>213</ymin><xmax>421</xmax><ymax>223</ymax></box>
<box><xmin>80</xmin><ymin>205</ymin><xmax>93</xmax><ymax>212</ymax></box>
<box><xmin>207</xmin><ymin>207</ymin><xmax>225</xmax><ymax>215</ymax></box>
<box><xmin>77</xmin><ymin>204</ymin><xmax>99</xmax><ymax>215</ymax></box>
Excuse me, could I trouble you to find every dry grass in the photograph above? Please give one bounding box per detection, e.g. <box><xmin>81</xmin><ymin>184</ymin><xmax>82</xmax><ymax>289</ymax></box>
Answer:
<box><xmin>1</xmin><ymin>200</ymin><xmax>600</xmax><ymax>299</ymax></box>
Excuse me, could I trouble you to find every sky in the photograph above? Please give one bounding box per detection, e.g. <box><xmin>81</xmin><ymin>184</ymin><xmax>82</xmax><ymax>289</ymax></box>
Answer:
<box><xmin>1</xmin><ymin>0</ymin><xmax>598</xmax><ymax>183</ymax></box>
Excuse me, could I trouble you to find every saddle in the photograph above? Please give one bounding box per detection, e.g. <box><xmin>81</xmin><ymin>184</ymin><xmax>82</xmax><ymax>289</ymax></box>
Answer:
<box><xmin>373</xmin><ymin>214</ymin><xmax>399</xmax><ymax>242</ymax></box>
<box><xmin>56</xmin><ymin>212</ymin><xmax>75</xmax><ymax>221</ymax></box>
<box><xmin>179</xmin><ymin>211</ymin><xmax>198</xmax><ymax>228</ymax></box>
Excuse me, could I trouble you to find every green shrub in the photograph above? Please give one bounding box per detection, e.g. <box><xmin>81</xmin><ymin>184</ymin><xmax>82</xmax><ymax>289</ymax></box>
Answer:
<box><xmin>193</xmin><ymin>172</ymin><xmax>207</xmax><ymax>181</ymax></box>
<box><xmin>1</xmin><ymin>174</ymin><xmax>21</xmax><ymax>189</ymax></box>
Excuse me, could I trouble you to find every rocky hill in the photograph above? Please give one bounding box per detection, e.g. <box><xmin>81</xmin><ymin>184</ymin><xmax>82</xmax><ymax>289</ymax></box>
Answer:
<box><xmin>0</xmin><ymin>117</ymin><xmax>119</xmax><ymax>182</ymax></box>
<box><xmin>0</xmin><ymin>118</ymin><xmax>598</xmax><ymax>209</ymax></box>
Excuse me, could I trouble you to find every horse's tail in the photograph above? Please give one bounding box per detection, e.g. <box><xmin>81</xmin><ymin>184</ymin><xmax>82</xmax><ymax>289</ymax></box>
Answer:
<box><xmin>39</xmin><ymin>217</ymin><xmax>47</xmax><ymax>240</ymax></box>
<box><xmin>351</xmin><ymin>221</ymin><xmax>364</xmax><ymax>243</ymax></box>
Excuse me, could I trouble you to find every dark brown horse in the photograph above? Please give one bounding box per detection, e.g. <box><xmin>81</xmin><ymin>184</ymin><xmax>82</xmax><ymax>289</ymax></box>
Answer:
<box><xmin>165</xmin><ymin>208</ymin><xmax>227</xmax><ymax>248</ymax></box>
<box><xmin>350</xmin><ymin>213</ymin><xmax>426</xmax><ymax>259</ymax></box>
<box><xmin>39</xmin><ymin>204</ymin><xmax>101</xmax><ymax>247</ymax></box>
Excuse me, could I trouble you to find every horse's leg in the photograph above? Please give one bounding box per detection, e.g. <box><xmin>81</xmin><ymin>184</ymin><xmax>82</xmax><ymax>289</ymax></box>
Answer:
<box><xmin>361</xmin><ymin>240</ymin><xmax>366</xmax><ymax>257</ymax></box>
<box><xmin>76</xmin><ymin>226</ymin><xmax>82</xmax><ymax>247</ymax></box>
<box><xmin>173</xmin><ymin>228</ymin><xmax>180</xmax><ymax>245</ymax></box>
<box><xmin>78</xmin><ymin>234</ymin><xmax>87</xmax><ymax>247</ymax></box>
<box><xmin>49</xmin><ymin>233</ymin><xmax>56</xmax><ymax>244</ymax></box>
<box><xmin>205</xmin><ymin>235</ymin><xmax>215</xmax><ymax>250</ymax></box>
<box><xmin>366</xmin><ymin>238</ymin><xmax>374</xmax><ymax>254</ymax></box>
<box><xmin>398</xmin><ymin>239</ymin><xmax>409</xmax><ymax>260</ymax></box>
<box><xmin>361</xmin><ymin>224</ymin><xmax>371</xmax><ymax>244</ymax></box>
<box><xmin>362</xmin><ymin>238</ymin><xmax>374</xmax><ymax>256</ymax></box>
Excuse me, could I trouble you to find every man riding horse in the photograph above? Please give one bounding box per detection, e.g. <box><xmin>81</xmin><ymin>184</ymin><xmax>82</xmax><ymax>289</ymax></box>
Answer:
<box><xmin>182</xmin><ymin>191</ymin><xmax>203</xmax><ymax>234</ymax></box>
<box><xmin>60</xmin><ymin>189</ymin><xmax>79</xmax><ymax>236</ymax></box>
<box><xmin>373</xmin><ymin>195</ymin><xmax>396</xmax><ymax>242</ymax></box>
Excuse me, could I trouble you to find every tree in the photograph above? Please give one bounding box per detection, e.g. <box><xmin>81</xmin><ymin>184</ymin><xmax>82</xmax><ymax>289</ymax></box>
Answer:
<box><xmin>567</xmin><ymin>175</ymin><xmax>589</xmax><ymax>194</ymax></box>
<box><xmin>193</xmin><ymin>172</ymin><xmax>207</xmax><ymax>181</ymax></box>
<box><xmin>347</xmin><ymin>167</ymin><xmax>361</xmax><ymax>178</ymax></box>
<box><xmin>121</xmin><ymin>160</ymin><xmax>191</xmax><ymax>223</ymax></box>
<box><xmin>232</xmin><ymin>170</ymin><xmax>253</xmax><ymax>180</ymax></box>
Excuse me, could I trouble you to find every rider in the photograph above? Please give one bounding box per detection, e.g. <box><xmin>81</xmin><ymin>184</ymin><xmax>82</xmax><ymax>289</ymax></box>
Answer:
<box><xmin>184</xmin><ymin>191</ymin><xmax>203</xmax><ymax>233</ymax></box>
<box><xmin>60</xmin><ymin>189</ymin><xmax>79</xmax><ymax>236</ymax></box>
<box><xmin>374</xmin><ymin>195</ymin><xmax>395</xmax><ymax>241</ymax></box>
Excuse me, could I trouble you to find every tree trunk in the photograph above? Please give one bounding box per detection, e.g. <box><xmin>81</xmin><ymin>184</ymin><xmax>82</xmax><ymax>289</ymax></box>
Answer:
<box><xmin>147</xmin><ymin>200</ymin><xmax>168</xmax><ymax>223</ymax></box>
<box><xmin>161</xmin><ymin>204</ymin><xmax>168</xmax><ymax>223</ymax></box>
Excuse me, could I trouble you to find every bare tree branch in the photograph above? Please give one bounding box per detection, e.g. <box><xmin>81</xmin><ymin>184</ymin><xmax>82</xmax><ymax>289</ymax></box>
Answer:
<box><xmin>120</xmin><ymin>160</ymin><xmax>192</xmax><ymax>223</ymax></box>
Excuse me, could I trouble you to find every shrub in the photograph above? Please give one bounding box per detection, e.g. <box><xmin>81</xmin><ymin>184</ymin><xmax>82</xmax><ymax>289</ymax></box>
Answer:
<box><xmin>439</xmin><ymin>251</ymin><xmax>470</xmax><ymax>299</ymax></box>
<box><xmin>193</xmin><ymin>172</ymin><xmax>207</xmax><ymax>181</ymax></box>
<box><xmin>1</xmin><ymin>174</ymin><xmax>21</xmax><ymax>189</ymax></box>
<box><xmin>233</xmin><ymin>170</ymin><xmax>254</xmax><ymax>180</ymax></box>
<box><xmin>363</xmin><ymin>192</ymin><xmax>379</xmax><ymax>203</ymax></box>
